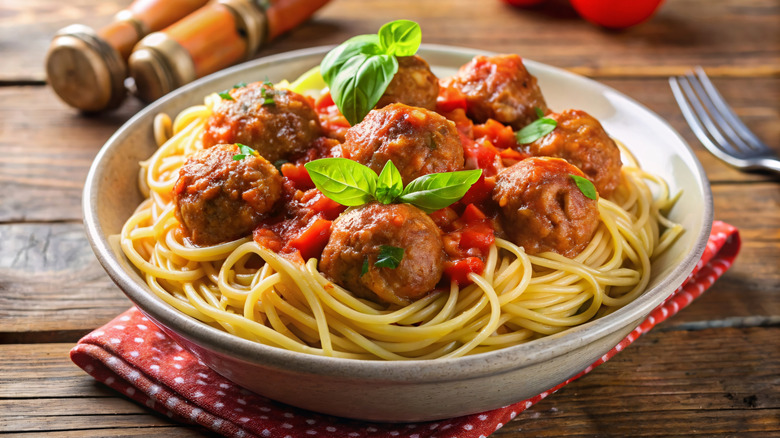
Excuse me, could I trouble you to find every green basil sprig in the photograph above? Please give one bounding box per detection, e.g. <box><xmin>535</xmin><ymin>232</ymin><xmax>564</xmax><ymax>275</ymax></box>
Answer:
<box><xmin>516</xmin><ymin>108</ymin><xmax>558</xmax><ymax>144</ymax></box>
<box><xmin>304</xmin><ymin>158</ymin><xmax>481</xmax><ymax>213</ymax></box>
<box><xmin>320</xmin><ymin>20</ymin><xmax>422</xmax><ymax>126</ymax></box>
<box><xmin>218</xmin><ymin>81</ymin><xmax>248</xmax><ymax>101</ymax></box>
<box><xmin>359</xmin><ymin>244</ymin><xmax>405</xmax><ymax>274</ymax></box>
<box><xmin>232</xmin><ymin>143</ymin><xmax>258</xmax><ymax>161</ymax></box>
<box><xmin>570</xmin><ymin>174</ymin><xmax>598</xmax><ymax>200</ymax></box>
<box><xmin>375</xmin><ymin>245</ymin><xmax>404</xmax><ymax>269</ymax></box>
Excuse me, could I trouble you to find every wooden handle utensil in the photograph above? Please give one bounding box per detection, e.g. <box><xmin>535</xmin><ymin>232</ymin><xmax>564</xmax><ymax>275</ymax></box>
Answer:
<box><xmin>45</xmin><ymin>0</ymin><xmax>209</xmax><ymax>112</ymax></box>
<box><xmin>129</xmin><ymin>0</ymin><xmax>330</xmax><ymax>103</ymax></box>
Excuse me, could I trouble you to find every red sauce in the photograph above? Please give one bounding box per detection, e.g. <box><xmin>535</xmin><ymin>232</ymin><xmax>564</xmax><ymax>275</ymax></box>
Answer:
<box><xmin>252</xmin><ymin>84</ymin><xmax>529</xmax><ymax>284</ymax></box>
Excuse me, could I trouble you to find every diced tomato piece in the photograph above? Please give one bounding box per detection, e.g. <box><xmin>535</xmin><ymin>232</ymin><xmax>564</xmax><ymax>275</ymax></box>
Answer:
<box><xmin>460</xmin><ymin>203</ymin><xmax>487</xmax><ymax>224</ymax></box>
<box><xmin>499</xmin><ymin>147</ymin><xmax>528</xmax><ymax>167</ymax></box>
<box><xmin>444</xmin><ymin>257</ymin><xmax>485</xmax><ymax>285</ymax></box>
<box><xmin>474</xmin><ymin>119</ymin><xmax>519</xmax><ymax>150</ymax></box>
<box><xmin>463</xmin><ymin>138</ymin><xmax>500</xmax><ymax>174</ymax></box>
<box><xmin>315</xmin><ymin>91</ymin><xmax>335</xmax><ymax>112</ymax></box>
<box><xmin>281</xmin><ymin>162</ymin><xmax>314</xmax><ymax>190</ymax></box>
<box><xmin>288</xmin><ymin>218</ymin><xmax>332</xmax><ymax>261</ymax></box>
<box><xmin>460</xmin><ymin>223</ymin><xmax>495</xmax><ymax>253</ymax></box>
<box><xmin>458</xmin><ymin>175</ymin><xmax>494</xmax><ymax>207</ymax></box>
<box><xmin>305</xmin><ymin>190</ymin><xmax>346</xmax><ymax>220</ymax></box>
<box><xmin>436</xmin><ymin>83</ymin><xmax>468</xmax><ymax>113</ymax></box>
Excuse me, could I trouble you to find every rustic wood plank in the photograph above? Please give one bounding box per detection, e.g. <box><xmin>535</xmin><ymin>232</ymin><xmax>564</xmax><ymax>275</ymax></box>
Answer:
<box><xmin>0</xmin><ymin>180</ymin><xmax>777</xmax><ymax>341</ymax></box>
<box><xmin>0</xmin><ymin>0</ymin><xmax>126</xmax><ymax>83</ymax></box>
<box><xmin>0</xmin><ymin>343</ymin><xmax>214</xmax><ymax>436</ymax></box>
<box><xmin>1</xmin><ymin>429</ymin><xmax>212</xmax><ymax>438</ymax></box>
<box><xmin>284</xmin><ymin>0</ymin><xmax>780</xmax><ymax>77</ymax></box>
<box><xmin>1</xmin><ymin>326</ymin><xmax>778</xmax><ymax>436</ymax></box>
<box><xmin>1</xmin><ymin>77</ymin><xmax>777</xmax><ymax>223</ymax></box>
<box><xmin>0</xmin><ymin>223</ymin><xmax>132</xmax><ymax>342</ymax></box>
<box><xmin>499</xmin><ymin>326</ymin><xmax>780</xmax><ymax>436</ymax></box>
<box><xmin>3</xmin><ymin>0</ymin><xmax>779</xmax><ymax>82</ymax></box>
<box><xmin>0</xmin><ymin>85</ymin><xmax>143</xmax><ymax>222</ymax></box>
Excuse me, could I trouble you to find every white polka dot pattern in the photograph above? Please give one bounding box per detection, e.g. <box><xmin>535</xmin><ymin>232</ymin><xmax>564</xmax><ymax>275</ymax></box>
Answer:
<box><xmin>68</xmin><ymin>221</ymin><xmax>740</xmax><ymax>438</ymax></box>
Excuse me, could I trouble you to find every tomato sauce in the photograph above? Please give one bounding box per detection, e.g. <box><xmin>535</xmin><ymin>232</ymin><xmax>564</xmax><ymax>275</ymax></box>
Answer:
<box><xmin>252</xmin><ymin>86</ymin><xmax>527</xmax><ymax>285</ymax></box>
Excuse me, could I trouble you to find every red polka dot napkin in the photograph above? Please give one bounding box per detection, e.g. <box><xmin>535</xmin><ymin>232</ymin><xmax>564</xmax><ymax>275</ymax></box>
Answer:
<box><xmin>71</xmin><ymin>220</ymin><xmax>740</xmax><ymax>438</ymax></box>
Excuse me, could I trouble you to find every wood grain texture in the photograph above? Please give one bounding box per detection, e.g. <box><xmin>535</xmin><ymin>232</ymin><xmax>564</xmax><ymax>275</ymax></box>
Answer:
<box><xmin>3</xmin><ymin>0</ymin><xmax>779</xmax><ymax>82</ymax></box>
<box><xmin>1</xmin><ymin>326</ymin><xmax>777</xmax><ymax>436</ymax></box>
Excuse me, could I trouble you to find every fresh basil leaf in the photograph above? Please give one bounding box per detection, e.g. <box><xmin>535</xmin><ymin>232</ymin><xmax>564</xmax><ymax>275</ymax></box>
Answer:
<box><xmin>375</xmin><ymin>245</ymin><xmax>404</xmax><ymax>269</ymax></box>
<box><xmin>304</xmin><ymin>158</ymin><xmax>377</xmax><ymax>206</ymax></box>
<box><xmin>375</xmin><ymin>160</ymin><xmax>404</xmax><ymax>204</ymax></box>
<box><xmin>218</xmin><ymin>91</ymin><xmax>234</xmax><ymax>101</ymax></box>
<box><xmin>330</xmin><ymin>53</ymin><xmax>398</xmax><ymax>125</ymax></box>
<box><xmin>320</xmin><ymin>35</ymin><xmax>381</xmax><ymax>85</ymax></box>
<box><xmin>398</xmin><ymin>169</ymin><xmax>482</xmax><ymax>213</ymax></box>
<box><xmin>320</xmin><ymin>20</ymin><xmax>422</xmax><ymax>126</ymax></box>
<box><xmin>378</xmin><ymin>20</ymin><xmax>421</xmax><ymax>57</ymax></box>
<box><xmin>361</xmin><ymin>257</ymin><xmax>369</xmax><ymax>276</ymax></box>
<box><xmin>534</xmin><ymin>107</ymin><xmax>544</xmax><ymax>119</ymax></box>
<box><xmin>516</xmin><ymin>117</ymin><xmax>557</xmax><ymax>144</ymax></box>
<box><xmin>233</xmin><ymin>82</ymin><xmax>247</xmax><ymax>89</ymax></box>
<box><xmin>232</xmin><ymin>143</ymin><xmax>257</xmax><ymax>161</ymax></box>
<box><xmin>570</xmin><ymin>174</ymin><xmax>598</xmax><ymax>200</ymax></box>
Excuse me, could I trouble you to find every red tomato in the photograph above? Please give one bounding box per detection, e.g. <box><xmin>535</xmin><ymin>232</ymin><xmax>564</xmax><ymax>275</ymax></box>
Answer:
<box><xmin>501</xmin><ymin>0</ymin><xmax>548</xmax><ymax>7</ymax></box>
<box><xmin>569</xmin><ymin>0</ymin><xmax>665</xmax><ymax>29</ymax></box>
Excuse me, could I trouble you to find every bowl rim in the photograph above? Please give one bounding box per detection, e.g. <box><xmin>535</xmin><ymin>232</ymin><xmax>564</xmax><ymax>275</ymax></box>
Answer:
<box><xmin>83</xmin><ymin>44</ymin><xmax>713</xmax><ymax>382</ymax></box>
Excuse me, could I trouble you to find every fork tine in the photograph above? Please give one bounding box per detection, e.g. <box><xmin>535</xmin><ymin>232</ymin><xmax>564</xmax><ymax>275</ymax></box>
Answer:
<box><xmin>673</xmin><ymin>75</ymin><xmax>742</xmax><ymax>157</ymax></box>
<box><xmin>669</xmin><ymin>76</ymin><xmax>740</xmax><ymax>161</ymax></box>
<box><xmin>693</xmin><ymin>67</ymin><xmax>769</xmax><ymax>153</ymax></box>
<box><xmin>686</xmin><ymin>71</ymin><xmax>756</xmax><ymax>155</ymax></box>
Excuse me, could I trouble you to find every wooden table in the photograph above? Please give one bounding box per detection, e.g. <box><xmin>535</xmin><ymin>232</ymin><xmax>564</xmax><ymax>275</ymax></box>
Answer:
<box><xmin>1</xmin><ymin>0</ymin><xmax>778</xmax><ymax>436</ymax></box>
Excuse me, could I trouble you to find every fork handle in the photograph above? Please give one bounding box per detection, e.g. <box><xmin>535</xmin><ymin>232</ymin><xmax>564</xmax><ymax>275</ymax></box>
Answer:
<box><xmin>755</xmin><ymin>157</ymin><xmax>780</xmax><ymax>174</ymax></box>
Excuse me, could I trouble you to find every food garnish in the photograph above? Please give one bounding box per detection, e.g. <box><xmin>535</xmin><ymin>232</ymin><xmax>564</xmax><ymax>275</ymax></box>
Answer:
<box><xmin>375</xmin><ymin>245</ymin><xmax>405</xmax><ymax>269</ymax></box>
<box><xmin>304</xmin><ymin>158</ymin><xmax>481</xmax><ymax>213</ymax></box>
<box><xmin>217</xmin><ymin>81</ymin><xmax>248</xmax><ymax>101</ymax></box>
<box><xmin>319</xmin><ymin>19</ymin><xmax>422</xmax><ymax>125</ymax></box>
<box><xmin>232</xmin><ymin>143</ymin><xmax>258</xmax><ymax>161</ymax></box>
<box><xmin>515</xmin><ymin>107</ymin><xmax>557</xmax><ymax>144</ymax></box>
<box><xmin>570</xmin><ymin>174</ymin><xmax>598</xmax><ymax>199</ymax></box>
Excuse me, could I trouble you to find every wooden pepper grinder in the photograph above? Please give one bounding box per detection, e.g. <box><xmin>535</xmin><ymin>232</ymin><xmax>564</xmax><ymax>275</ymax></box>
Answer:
<box><xmin>129</xmin><ymin>0</ymin><xmax>330</xmax><ymax>103</ymax></box>
<box><xmin>45</xmin><ymin>0</ymin><xmax>209</xmax><ymax>112</ymax></box>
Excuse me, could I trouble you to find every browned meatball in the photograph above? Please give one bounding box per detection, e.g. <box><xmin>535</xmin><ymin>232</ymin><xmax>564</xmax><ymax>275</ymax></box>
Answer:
<box><xmin>320</xmin><ymin>203</ymin><xmax>445</xmax><ymax>305</ymax></box>
<box><xmin>376</xmin><ymin>55</ymin><xmax>439</xmax><ymax>110</ymax></box>
<box><xmin>492</xmin><ymin>157</ymin><xmax>600</xmax><ymax>258</ymax></box>
<box><xmin>173</xmin><ymin>144</ymin><xmax>282</xmax><ymax>246</ymax></box>
<box><xmin>342</xmin><ymin>103</ymin><xmax>464</xmax><ymax>185</ymax></box>
<box><xmin>525</xmin><ymin>109</ymin><xmax>623</xmax><ymax>197</ymax></box>
<box><xmin>202</xmin><ymin>82</ymin><xmax>321</xmax><ymax>162</ymax></box>
<box><xmin>446</xmin><ymin>54</ymin><xmax>547</xmax><ymax>129</ymax></box>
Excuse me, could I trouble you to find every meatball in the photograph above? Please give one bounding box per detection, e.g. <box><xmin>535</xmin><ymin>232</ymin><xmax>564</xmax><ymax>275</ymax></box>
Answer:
<box><xmin>446</xmin><ymin>54</ymin><xmax>547</xmax><ymax>129</ymax></box>
<box><xmin>342</xmin><ymin>103</ymin><xmax>464</xmax><ymax>185</ymax></box>
<box><xmin>376</xmin><ymin>55</ymin><xmax>439</xmax><ymax>110</ymax></box>
<box><xmin>173</xmin><ymin>144</ymin><xmax>282</xmax><ymax>246</ymax></box>
<box><xmin>320</xmin><ymin>203</ymin><xmax>445</xmax><ymax>305</ymax></box>
<box><xmin>202</xmin><ymin>82</ymin><xmax>321</xmax><ymax>162</ymax></box>
<box><xmin>492</xmin><ymin>157</ymin><xmax>600</xmax><ymax>258</ymax></box>
<box><xmin>525</xmin><ymin>109</ymin><xmax>623</xmax><ymax>197</ymax></box>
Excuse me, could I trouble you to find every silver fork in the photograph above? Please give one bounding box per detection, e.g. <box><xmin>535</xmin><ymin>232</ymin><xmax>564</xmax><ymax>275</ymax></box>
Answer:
<box><xmin>669</xmin><ymin>67</ymin><xmax>780</xmax><ymax>174</ymax></box>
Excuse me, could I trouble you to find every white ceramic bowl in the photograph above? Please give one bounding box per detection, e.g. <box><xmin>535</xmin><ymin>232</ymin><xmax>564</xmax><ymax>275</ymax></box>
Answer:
<box><xmin>83</xmin><ymin>45</ymin><xmax>713</xmax><ymax>422</ymax></box>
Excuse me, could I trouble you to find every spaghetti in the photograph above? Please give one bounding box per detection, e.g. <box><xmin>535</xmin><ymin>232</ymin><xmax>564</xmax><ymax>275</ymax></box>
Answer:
<box><xmin>120</xmin><ymin>75</ymin><xmax>682</xmax><ymax>361</ymax></box>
